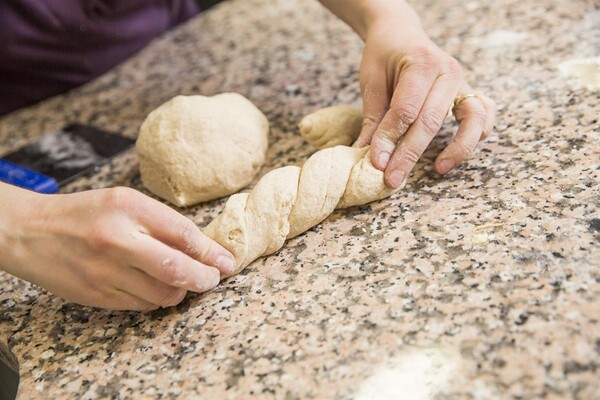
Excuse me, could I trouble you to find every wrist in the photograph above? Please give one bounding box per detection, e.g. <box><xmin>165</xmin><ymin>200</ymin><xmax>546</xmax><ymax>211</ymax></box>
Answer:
<box><xmin>319</xmin><ymin>0</ymin><xmax>425</xmax><ymax>41</ymax></box>
<box><xmin>0</xmin><ymin>183</ymin><xmax>40</xmax><ymax>275</ymax></box>
<box><xmin>362</xmin><ymin>1</ymin><xmax>425</xmax><ymax>40</ymax></box>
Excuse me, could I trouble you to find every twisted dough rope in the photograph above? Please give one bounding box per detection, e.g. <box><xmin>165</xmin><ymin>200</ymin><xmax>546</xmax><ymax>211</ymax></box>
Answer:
<box><xmin>204</xmin><ymin>106</ymin><xmax>403</xmax><ymax>276</ymax></box>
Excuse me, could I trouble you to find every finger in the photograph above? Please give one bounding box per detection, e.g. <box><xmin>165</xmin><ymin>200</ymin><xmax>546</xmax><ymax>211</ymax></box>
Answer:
<box><xmin>435</xmin><ymin>95</ymin><xmax>487</xmax><ymax>174</ymax></box>
<box><xmin>119</xmin><ymin>266</ymin><xmax>188</xmax><ymax>308</ymax></box>
<box><xmin>354</xmin><ymin>72</ymin><xmax>389</xmax><ymax>147</ymax></box>
<box><xmin>124</xmin><ymin>232</ymin><xmax>222</xmax><ymax>293</ymax></box>
<box><xmin>132</xmin><ymin>195</ymin><xmax>235</xmax><ymax>275</ymax></box>
<box><xmin>383</xmin><ymin>75</ymin><xmax>459</xmax><ymax>188</ymax></box>
<box><xmin>369</xmin><ymin>65</ymin><xmax>439</xmax><ymax>170</ymax></box>
<box><xmin>82</xmin><ymin>288</ymin><xmax>159</xmax><ymax>312</ymax></box>
<box><xmin>478</xmin><ymin>94</ymin><xmax>496</xmax><ymax>139</ymax></box>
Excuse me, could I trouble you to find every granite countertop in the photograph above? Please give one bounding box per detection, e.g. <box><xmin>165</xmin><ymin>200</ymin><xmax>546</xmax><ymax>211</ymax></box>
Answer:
<box><xmin>1</xmin><ymin>0</ymin><xmax>599</xmax><ymax>398</ymax></box>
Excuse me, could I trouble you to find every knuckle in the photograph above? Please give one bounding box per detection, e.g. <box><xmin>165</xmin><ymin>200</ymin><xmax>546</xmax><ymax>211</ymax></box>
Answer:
<box><xmin>176</xmin><ymin>219</ymin><xmax>199</xmax><ymax>254</ymax></box>
<box><xmin>410</xmin><ymin>46</ymin><xmax>438</xmax><ymax>67</ymax></box>
<box><xmin>420</xmin><ymin>109</ymin><xmax>446</xmax><ymax>136</ymax></box>
<box><xmin>161</xmin><ymin>254</ymin><xmax>186</xmax><ymax>286</ymax></box>
<box><xmin>196</xmin><ymin>233</ymin><xmax>215</xmax><ymax>263</ymax></box>
<box><xmin>376</xmin><ymin>127</ymin><xmax>401</xmax><ymax>145</ymax></box>
<box><xmin>453</xmin><ymin>140</ymin><xmax>474</xmax><ymax>158</ymax></box>
<box><xmin>362</xmin><ymin>116</ymin><xmax>378</xmax><ymax>129</ymax></box>
<box><xmin>88</xmin><ymin>220</ymin><xmax>116</xmax><ymax>251</ymax></box>
<box><xmin>101</xmin><ymin>186</ymin><xmax>137</xmax><ymax>210</ymax></box>
<box><xmin>445</xmin><ymin>57</ymin><xmax>463</xmax><ymax>77</ymax></box>
<box><xmin>399</xmin><ymin>146</ymin><xmax>422</xmax><ymax>165</ymax></box>
<box><xmin>158</xmin><ymin>288</ymin><xmax>187</xmax><ymax>308</ymax></box>
<box><xmin>389</xmin><ymin>104</ymin><xmax>420</xmax><ymax>129</ymax></box>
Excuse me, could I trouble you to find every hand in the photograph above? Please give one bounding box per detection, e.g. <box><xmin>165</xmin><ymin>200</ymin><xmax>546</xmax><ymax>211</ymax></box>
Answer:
<box><xmin>354</xmin><ymin>20</ymin><xmax>496</xmax><ymax>188</ymax></box>
<box><xmin>0</xmin><ymin>185</ymin><xmax>235</xmax><ymax>311</ymax></box>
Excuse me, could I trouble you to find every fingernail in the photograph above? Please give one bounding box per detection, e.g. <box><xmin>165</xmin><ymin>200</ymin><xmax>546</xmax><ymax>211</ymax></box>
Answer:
<box><xmin>439</xmin><ymin>159</ymin><xmax>455</xmax><ymax>174</ymax></box>
<box><xmin>216</xmin><ymin>255</ymin><xmax>235</xmax><ymax>274</ymax></box>
<box><xmin>388</xmin><ymin>170</ymin><xmax>405</xmax><ymax>188</ymax></box>
<box><xmin>377</xmin><ymin>151</ymin><xmax>391</xmax><ymax>169</ymax></box>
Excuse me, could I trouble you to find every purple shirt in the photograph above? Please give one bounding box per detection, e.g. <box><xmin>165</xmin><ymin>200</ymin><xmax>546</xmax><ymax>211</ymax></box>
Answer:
<box><xmin>0</xmin><ymin>1</ymin><xmax>199</xmax><ymax>116</ymax></box>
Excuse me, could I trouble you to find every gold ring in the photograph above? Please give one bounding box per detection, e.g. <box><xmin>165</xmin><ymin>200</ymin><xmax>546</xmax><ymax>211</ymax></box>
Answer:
<box><xmin>453</xmin><ymin>93</ymin><xmax>478</xmax><ymax>109</ymax></box>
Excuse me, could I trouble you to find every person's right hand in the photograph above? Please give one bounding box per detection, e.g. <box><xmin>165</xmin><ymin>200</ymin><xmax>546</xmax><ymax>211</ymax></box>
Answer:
<box><xmin>0</xmin><ymin>185</ymin><xmax>235</xmax><ymax>311</ymax></box>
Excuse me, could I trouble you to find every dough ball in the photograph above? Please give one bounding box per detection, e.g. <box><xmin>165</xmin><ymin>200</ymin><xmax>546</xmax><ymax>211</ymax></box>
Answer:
<box><xmin>136</xmin><ymin>93</ymin><xmax>269</xmax><ymax>206</ymax></box>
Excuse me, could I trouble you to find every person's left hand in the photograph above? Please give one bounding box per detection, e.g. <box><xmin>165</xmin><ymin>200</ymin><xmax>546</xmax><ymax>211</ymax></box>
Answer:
<box><xmin>353</xmin><ymin>20</ymin><xmax>496</xmax><ymax>188</ymax></box>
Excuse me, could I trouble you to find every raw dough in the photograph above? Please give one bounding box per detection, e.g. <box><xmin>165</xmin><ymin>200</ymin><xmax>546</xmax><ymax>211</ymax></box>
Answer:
<box><xmin>136</xmin><ymin>93</ymin><xmax>269</xmax><ymax>206</ymax></box>
<box><xmin>298</xmin><ymin>106</ymin><xmax>363</xmax><ymax>149</ymax></box>
<box><xmin>204</xmin><ymin>107</ymin><xmax>402</xmax><ymax>277</ymax></box>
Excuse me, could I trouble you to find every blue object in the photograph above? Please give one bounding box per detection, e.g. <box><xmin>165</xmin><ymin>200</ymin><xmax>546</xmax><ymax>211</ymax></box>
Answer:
<box><xmin>0</xmin><ymin>159</ymin><xmax>58</xmax><ymax>194</ymax></box>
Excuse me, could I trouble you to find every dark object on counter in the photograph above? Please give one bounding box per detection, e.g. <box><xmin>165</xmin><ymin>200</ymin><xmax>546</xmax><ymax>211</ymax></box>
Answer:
<box><xmin>0</xmin><ymin>344</ymin><xmax>18</xmax><ymax>400</ymax></box>
<box><xmin>0</xmin><ymin>124</ymin><xmax>134</xmax><ymax>192</ymax></box>
<box><xmin>197</xmin><ymin>0</ymin><xmax>227</xmax><ymax>10</ymax></box>
<box><xmin>0</xmin><ymin>159</ymin><xmax>59</xmax><ymax>194</ymax></box>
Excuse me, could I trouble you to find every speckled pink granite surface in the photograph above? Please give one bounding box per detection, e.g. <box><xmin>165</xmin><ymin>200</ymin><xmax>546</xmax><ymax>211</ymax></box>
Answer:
<box><xmin>1</xmin><ymin>0</ymin><xmax>599</xmax><ymax>398</ymax></box>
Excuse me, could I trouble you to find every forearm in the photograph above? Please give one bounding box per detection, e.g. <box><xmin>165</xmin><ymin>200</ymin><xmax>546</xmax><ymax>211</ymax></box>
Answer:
<box><xmin>317</xmin><ymin>0</ymin><xmax>422</xmax><ymax>40</ymax></box>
